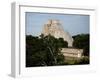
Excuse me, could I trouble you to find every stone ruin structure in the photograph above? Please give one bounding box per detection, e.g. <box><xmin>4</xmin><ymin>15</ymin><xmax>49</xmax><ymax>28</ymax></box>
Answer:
<box><xmin>61</xmin><ymin>48</ymin><xmax>83</xmax><ymax>58</ymax></box>
<box><xmin>41</xmin><ymin>19</ymin><xmax>83</xmax><ymax>58</ymax></box>
<box><xmin>42</xmin><ymin>19</ymin><xmax>73</xmax><ymax>47</ymax></box>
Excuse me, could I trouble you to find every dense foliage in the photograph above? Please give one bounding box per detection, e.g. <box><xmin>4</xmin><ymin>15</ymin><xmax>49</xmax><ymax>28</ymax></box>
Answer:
<box><xmin>26</xmin><ymin>34</ymin><xmax>68</xmax><ymax>67</ymax></box>
<box><xmin>72</xmin><ymin>34</ymin><xmax>89</xmax><ymax>56</ymax></box>
<box><xmin>26</xmin><ymin>34</ymin><xmax>90</xmax><ymax>67</ymax></box>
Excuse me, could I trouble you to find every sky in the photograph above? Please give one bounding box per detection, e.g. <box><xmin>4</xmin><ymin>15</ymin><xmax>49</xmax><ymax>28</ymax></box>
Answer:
<box><xmin>25</xmin><ymin>12</ymin><xmax>89</xmax><ymax>36</ymax></box>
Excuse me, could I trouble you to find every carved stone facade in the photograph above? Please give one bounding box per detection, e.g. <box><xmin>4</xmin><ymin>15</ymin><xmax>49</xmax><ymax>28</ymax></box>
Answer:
<box><xmin>42</xmin><ymin>19</ymin><xmax>73</xmax><ymax>47</ymax></box>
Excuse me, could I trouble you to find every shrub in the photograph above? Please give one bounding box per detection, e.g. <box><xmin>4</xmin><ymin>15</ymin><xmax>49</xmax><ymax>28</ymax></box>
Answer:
<box><xmin>74</xmin><ymin>56</ymin><xmax>89</xmax><ymax>64</ymax></box>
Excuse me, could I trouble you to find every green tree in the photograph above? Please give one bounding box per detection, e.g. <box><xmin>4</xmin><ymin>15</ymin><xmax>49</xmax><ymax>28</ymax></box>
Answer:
<box><xmin>73</xmin><ymin>34</ymin><xmax>89</xmax><ymax>56</ymax></box>
<box><xmin>26</xmin><ymin>34</ymin><xmax>67</xmax><ymax>67</ymax></box>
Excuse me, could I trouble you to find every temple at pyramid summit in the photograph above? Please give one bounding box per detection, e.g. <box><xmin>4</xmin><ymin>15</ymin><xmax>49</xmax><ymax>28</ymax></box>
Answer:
<box><xmin>42</xmin><ymin>19</ymin><xmax>73</xmax><ymax>47</ymax></box>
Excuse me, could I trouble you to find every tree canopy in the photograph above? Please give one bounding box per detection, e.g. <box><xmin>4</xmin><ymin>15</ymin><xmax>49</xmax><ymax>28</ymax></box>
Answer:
<box><xmin>72</xmin><ymin>34</ymin><xmax>89</xmax><ymax>56</ymax></box>
<box><xmin>26</xmin><ymin>34</ymin><xmax>90</xmax><ymax>67</ymax></box>
<box><xmin>26</xmin><ymin>34</ymin><xmax>68</xmax><ymax>67</ymax></box>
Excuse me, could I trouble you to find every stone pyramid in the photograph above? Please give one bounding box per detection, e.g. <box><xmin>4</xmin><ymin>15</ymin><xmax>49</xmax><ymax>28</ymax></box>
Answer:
<box><xmin>42</xmin><ymin>19</ymin><xmax>73</xmax><ymax>47</ymax></box>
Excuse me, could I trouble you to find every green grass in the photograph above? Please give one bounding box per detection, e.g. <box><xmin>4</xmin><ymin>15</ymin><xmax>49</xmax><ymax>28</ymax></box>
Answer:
<box><xmin>63</xmin><ymin>56</ymin><xmax>89</xmax><ymax>65</ymax></box>
<box><xmin>64</xmin><ymin>57</ymin><xmax>78</xmax><ymax>64</ymax></box>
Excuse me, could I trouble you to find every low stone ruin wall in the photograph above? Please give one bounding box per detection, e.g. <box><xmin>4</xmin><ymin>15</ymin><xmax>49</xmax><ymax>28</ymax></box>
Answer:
<box><xmin>61</xmin><ymin>48</ymin><xmax>83</xmax><ymax>58</ymax></box>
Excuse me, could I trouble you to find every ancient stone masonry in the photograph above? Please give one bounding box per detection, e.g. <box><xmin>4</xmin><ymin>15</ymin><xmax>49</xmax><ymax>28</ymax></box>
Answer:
<box><xmin>61</xmin><ymin>48</ymin><xmax>83</xmax><ymax>58</ymax></box>
<box><xmin>42</xmin><ymin>19</ymin><xmax>73</xmax><ymax>47</ymax></box>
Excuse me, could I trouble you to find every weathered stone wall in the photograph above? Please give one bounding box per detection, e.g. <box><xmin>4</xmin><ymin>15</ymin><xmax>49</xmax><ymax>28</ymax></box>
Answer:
<box><xmin>61</xmin><ymin>48</ymin><xmax>83</xmax><ymax>58</ymax></box>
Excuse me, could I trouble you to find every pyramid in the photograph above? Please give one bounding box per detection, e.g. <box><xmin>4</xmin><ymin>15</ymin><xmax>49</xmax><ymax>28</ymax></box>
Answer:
<box><xmin>42</xmin><ymin>19</ymin><xmax>73</xmax><ymax>47</ymax></box>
